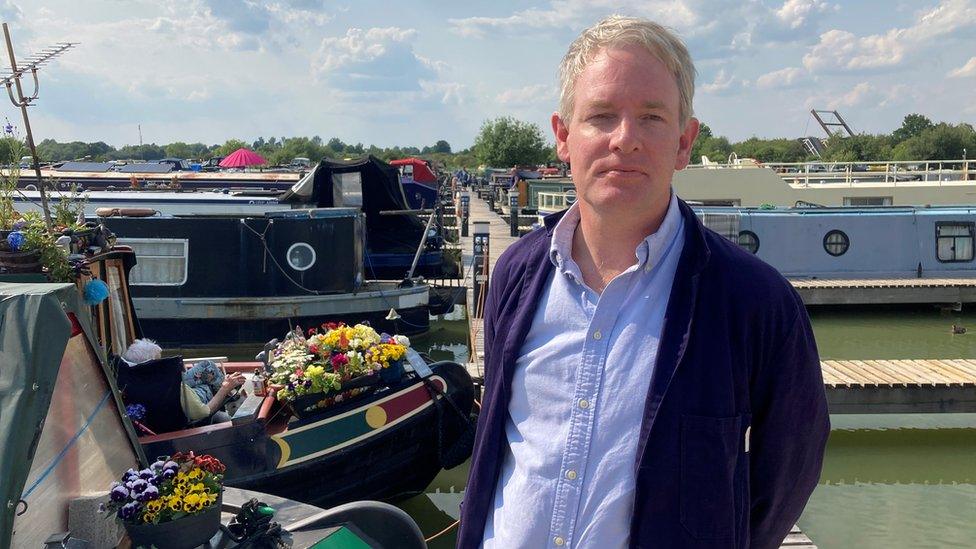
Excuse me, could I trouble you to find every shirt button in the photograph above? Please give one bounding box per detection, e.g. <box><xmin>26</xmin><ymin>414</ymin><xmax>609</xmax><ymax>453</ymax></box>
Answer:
<box><xmin>592</xmin><ymin>330</ymin><xmax>602</xmax><ymax>340</ymax></box>
<box><xmin>578</xmin><ymin>398</ymin><xmax>589</xmax><ymax>409</ymax></box>
<box><xmin>554</xmin><ymin>536</ymin><xmax>565</xmax><ymax>546</ymax></box>
<box><xmin>566</xmin><ymin>469</ymin><xmax>577</xmax><ymax>480</ymax></box>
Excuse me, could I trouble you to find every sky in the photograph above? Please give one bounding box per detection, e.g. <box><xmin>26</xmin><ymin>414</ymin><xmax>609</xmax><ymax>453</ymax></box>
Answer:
<box><xmin>1</xmin><ymin>0</ymin><xmax>974</xmax><ymax>151</ymax></box>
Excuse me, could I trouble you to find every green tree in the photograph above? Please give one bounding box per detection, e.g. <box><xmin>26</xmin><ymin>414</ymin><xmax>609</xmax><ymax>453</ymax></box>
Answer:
<box><xmin>473</xmin><ymin>116</ymin><xmax>550</xmax><ymax>167</ymax></box>
<box><xmin>892</xmin><ymin>113</ymin><xmax>933</xmax><ymax>143</ymax></box>
<box><xmin>892</xmin><ymin>123</ymin><xmax>976</xmax><ymax>161</ymax></box>
<box><xmin>821</xmin><ymin>134</ymin><xmax>893</xmax><ymax>162</ymax></box>
<box><xmin>213</xmin><ymin>139</ymin><xmax>249</xmax><ymax>157</ymax></box>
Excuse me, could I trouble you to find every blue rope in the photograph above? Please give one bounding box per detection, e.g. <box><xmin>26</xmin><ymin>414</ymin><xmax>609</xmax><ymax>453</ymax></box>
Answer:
<box><xmin>20</xmin><ymin>390</ymin><xmax>113</xmax><ymax>501</ymax></box>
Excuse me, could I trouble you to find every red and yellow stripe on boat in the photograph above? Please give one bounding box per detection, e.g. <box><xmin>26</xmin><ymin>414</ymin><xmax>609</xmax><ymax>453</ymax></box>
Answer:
<box><xmin>271</xmin><ymin>376</ymin><xmax>446</xmax><ymax>469</ymax></box>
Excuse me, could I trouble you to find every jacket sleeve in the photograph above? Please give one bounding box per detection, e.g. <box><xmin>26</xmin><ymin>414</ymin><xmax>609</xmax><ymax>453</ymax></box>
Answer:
<box><xmin>749</xmin><ymin>305</ymin><xmax>830</xmax><ymax>549</ymax></box>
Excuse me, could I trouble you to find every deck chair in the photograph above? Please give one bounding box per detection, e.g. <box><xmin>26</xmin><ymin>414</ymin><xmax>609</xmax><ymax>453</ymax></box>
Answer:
<box><xmin>115</xmin><ymin>355</ymin><xmax>190</xmax><ymax>433</ymax></box>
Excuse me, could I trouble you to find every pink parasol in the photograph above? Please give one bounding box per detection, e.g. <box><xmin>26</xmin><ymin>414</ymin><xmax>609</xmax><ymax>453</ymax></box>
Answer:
<box><xmin>219</xmin><ymin>148</ymin><xmax>267</xmax><ymax>168</ymax></box>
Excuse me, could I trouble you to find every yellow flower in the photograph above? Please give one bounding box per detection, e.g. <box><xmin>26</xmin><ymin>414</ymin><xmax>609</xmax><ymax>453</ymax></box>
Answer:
<box><xmin>184</xmin><ymin>493</ymin><xmax>202</xmax><ymax>506</ymax></box>
<box><xmin>189</xmin><ymin>482</ymin><xmax>205</xmax><ymax>493</ymax></box>
<box><xmin>142</xmin><ymin>511</ymin><xmax>157</xmax><ymax>524</ymax></box>
<box><xmin>146</xmin><ymin>500</ymin><xmax>163</xmax><ymax>513</ymax></box>
<box><xmin>167</xmin><ymin>497</ymin><xmax>182</xmax><ymax>512</ymax></box>
<box><xmin>187</xmin><ymin>468</ymin><xmax>203</xmax><ymax>480</ymax></box>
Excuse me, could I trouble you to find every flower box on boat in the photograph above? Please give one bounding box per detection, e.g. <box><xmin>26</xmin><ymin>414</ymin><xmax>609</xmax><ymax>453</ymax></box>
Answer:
<box><xmin>269</xmin><ymin>323</ymin><xmax>411</xmax><ymax>418</ymax></box>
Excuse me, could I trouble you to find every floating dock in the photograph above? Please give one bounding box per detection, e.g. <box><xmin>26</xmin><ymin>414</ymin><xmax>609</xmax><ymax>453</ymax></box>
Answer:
<box><xmin>791</xmin><ymin>277</ymin><xmax>976</xmax><ymax>306</ymax></box>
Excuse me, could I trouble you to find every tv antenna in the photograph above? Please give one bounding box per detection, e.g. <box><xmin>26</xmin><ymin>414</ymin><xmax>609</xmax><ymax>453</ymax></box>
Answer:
<box><xmin>0</xmin><ymin>22</ymin><xmax>76</xmax><ymax>226</ymax></box>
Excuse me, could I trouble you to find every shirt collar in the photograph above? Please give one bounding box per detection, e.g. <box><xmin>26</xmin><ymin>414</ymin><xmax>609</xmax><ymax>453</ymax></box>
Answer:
<box><xmin>548</xmin><ymin>190</ymin><xmax>682</xmax><ymax>275</ymax></box>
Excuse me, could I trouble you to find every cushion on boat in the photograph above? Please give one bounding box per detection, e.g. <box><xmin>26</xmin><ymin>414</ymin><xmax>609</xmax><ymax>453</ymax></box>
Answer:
<box><xmin>116</xmin><ymin>355</ymin><xmax>190</xmax><ymax>433</ymax></box>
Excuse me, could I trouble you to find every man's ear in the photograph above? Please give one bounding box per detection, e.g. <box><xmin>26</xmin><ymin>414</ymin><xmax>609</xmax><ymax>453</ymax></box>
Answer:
<box><xmin>674</xmin><ymin>117</ymin><xmax>700</xmax><ymax>170</ymax></box>
<box><xmin>551</xmin><ymin>112</ymin><xmax>571</xmax><ymax>163</ymax></box>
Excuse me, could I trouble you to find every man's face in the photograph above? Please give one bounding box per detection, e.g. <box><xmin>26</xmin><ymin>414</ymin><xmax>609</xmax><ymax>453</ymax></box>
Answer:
<box><xmin>552</xmin><ymin>44</ymin><xmax>698</xmax><ymax>219</ymax></box>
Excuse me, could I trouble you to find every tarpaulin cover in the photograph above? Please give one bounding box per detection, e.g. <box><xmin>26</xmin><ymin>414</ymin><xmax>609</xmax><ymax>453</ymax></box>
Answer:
<box><xmin>304</xmin><ymin>156</ymin><xmax>427</xmax><ymax>255</ymax></box>
<box><xmin>0</xmin><ymin>283</ymin><xmax>75</xmax><ymax>547</ymax></box>
<box><xmin>390</xmin><ymin>157</ymin><xmax>438</xmax><ymax>184</ymax></box>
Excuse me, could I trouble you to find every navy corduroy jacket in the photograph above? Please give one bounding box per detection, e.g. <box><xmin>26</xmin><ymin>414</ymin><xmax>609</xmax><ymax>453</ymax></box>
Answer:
<box><xmin>457</xmin><ymin>198</ymin><xmax>830</xmax><ymax>548</ymax></box>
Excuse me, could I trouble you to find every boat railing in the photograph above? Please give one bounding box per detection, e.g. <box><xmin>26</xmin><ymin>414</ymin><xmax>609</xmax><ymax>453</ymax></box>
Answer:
<box><xmin>684</xmin><ymin>159</ymin><xmax>973</xmax><ymax>187</ymax></box>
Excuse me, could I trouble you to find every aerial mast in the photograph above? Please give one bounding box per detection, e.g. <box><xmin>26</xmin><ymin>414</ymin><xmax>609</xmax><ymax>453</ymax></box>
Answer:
<box><xmin>0</xmin><ymin>22</ymin><xmax>76</xmax><ymax>227</ymax></box>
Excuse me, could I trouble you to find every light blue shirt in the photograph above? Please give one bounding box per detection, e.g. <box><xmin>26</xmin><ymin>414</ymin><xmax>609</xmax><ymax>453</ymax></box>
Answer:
<box><xmin>482</xmin><ymin>192</ymin><xmax>685</xmax><ymax>549</ymax></box>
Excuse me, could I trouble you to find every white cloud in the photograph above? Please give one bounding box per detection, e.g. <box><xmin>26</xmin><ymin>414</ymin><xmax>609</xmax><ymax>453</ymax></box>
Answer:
<box><xmin>419</xmin><ymin>81</ymin><xmax>467</xmax><ymax>105</ymax></box>
<box><xmin>948</xmin><ymin>56</ymin><xmax>976</xmax><ymax>77</ymax></box>
<box><xmin>756</xmin><ymin>66</ymin><xmax>806</xmax><ymax>89</ymax></box>
<box><xmin>775</xmin><ymin>0</ymin><xmax>833</xmax><ymax>29</ymax></box>
<box><xmin>803</xmin><ymin>0</ymin><xmax>976</xmax><ymax>72</ymax></box>
<box><xmin>448</xmin><ymin>0</ymin><xmax>698</xmax><ymax>38</ymax></box>
<box><xmin>701</xmin><ymin>68</ymin><xmax>746</xmax><ymax>94</ymax></box>
<box><xmin>495</xmin><ymin>84</ymin><xmax>556</xmax><ymax>106</ymax></box>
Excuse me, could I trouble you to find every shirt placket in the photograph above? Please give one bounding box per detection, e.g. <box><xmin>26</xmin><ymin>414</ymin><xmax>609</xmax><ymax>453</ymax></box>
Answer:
<box><xmin>546</xmin><ymin>275</ymin><xmax>628</xmax><ymax>548</ymax></box>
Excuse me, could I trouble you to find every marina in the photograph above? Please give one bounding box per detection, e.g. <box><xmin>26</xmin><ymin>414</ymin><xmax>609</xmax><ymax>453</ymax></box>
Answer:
<box><xmin>3</xmin><ymin>2</ymin><xmax>975</xmax><ymax>546</ymax></box>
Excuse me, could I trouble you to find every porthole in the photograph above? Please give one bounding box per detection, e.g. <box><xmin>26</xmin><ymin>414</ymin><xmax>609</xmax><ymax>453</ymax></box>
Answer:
<box><xmin>737</xmin><ymin>230</ymin><xmax>759</xmax><ymax>254</ymax></box>
<box><xmin>823</xmin><ymin>230</ymin><xmax>849</xmax><ymax>256</ymax></box>
<box><xmin>286</xmin><ymin>242</ymin><xmax>316</xmax><ymax>271</ymax></box>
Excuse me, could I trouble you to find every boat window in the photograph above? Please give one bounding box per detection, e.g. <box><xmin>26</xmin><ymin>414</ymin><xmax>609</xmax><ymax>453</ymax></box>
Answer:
<box><xmin>823</xmin><ymin>230</ymin><xmax>850</xmax><ymax>256</ymax></box>
<box><xmin>737</xmin><ymin>230</ymin><xmax>759</xmax><ymax>254</ymax></box>
<box><xmin>117</xmin><ymin>238</ymin><xmax>188</xmax><ymax>285</ymax></box>
<box><xmin>936</xmin><ymin>222</ymin><xmax>975</xmax><ymax>262</ymax></box>
<box><xmin>844</xmin><ymin>196</ymin><xmax>892</xmax><ymax>206</ymax></box>
<box><xmin>106</xmin><ymin>265</ymin><xmax>133</xmax><ymax>356</ymax></box>
<box><xmin>334</xmin><ymin>172</ymin><xmax>363</xmax><ymax>208</ymax></box>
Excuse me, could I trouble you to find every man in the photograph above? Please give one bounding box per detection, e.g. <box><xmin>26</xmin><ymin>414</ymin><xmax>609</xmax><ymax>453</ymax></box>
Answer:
<box><xmin>458</xmin><ymin>15</ymin><xmax>829</xmax><ymax>549</ymax></box>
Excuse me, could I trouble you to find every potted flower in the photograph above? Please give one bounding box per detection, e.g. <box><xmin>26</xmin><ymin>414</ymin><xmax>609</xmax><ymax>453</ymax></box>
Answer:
<box><xmin>268</xmin><ymin>323</ymin><xmax>411</xmax><ymax>417</ymax></box>
<box><xmin>104</xmin><ymin>452</ymin><xmax>225</xmax><ymax>548</ymax></box>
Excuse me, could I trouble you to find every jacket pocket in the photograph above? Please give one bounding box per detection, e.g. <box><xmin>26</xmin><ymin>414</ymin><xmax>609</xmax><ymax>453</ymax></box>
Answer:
<box><xmin>680</xmin><ymin>414</ymin><xmax>742</xmax><ymax>540</ymax></box>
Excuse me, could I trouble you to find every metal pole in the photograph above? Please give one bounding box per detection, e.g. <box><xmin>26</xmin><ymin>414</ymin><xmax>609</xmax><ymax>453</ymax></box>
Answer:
<box><xmin>405</xmin><ymin>207</ymin><xmax>437</xmax><ymax>281</ymax></box>
<box><xmin>509</xmin><ymin>190</ymin><xmax>520</xmax><ymax>237</ymax></box>
<box><xmin>3</xmin><ymin>23</ymin><xmax>52</xmax><ymax>227</ymax></box>
<box><xmin>472</xmin><ymin>221</ymin><xmax>490</xmax><ymax>318</ymax></box>
<box><xmin>460</xmin><ymin>193</ymin><xmax>470</xmax><ymax>238</ymax></box>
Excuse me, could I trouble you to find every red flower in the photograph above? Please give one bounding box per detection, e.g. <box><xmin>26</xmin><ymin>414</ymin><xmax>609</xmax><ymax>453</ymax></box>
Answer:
<box><xmin>307</xmin><ymin>327</ymin><xmax>317</xmax><ymax>336</ymax></box>
<box><xmin>339</xmin><ymin>333</ymin><xmax>349</xmax><ymax>349</ymax></box>
<box><xmin>309</xmin><ymin>344</ymin><xmax>319</xmax><ymax>354</ymax></box>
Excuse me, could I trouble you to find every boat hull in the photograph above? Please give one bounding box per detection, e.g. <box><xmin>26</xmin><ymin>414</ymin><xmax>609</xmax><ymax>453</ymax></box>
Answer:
<box><xmin>140</xmin><ymin>362</ymin><xmax>474</xmax><ymax>509</ymax></box>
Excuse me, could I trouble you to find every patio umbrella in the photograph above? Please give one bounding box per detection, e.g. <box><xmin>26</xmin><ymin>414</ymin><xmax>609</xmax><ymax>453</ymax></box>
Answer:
<box><xmin>219</xmin><ymin>148</ymin><xmax>267</xmax><ymax>168</ymax></box>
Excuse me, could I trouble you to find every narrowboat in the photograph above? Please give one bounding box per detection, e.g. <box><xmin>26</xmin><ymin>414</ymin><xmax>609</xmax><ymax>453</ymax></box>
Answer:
<box><xmin>0</xmin><ymin>244</ymin><xmax>474</xmax><ymax>547</ymax></box>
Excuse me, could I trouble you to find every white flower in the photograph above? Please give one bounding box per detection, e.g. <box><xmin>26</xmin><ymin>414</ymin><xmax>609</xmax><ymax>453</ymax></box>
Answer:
<box><xmin>394</xmin><ymin>335</ymin><xmax>410</xmax><ymax>347</ymax></box>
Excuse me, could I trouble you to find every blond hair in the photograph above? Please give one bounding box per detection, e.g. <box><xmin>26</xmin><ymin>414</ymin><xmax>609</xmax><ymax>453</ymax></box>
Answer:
<box><xmin>558</xmin><ymin>15</ymin><xmax>696</xmax><ymax>126</ymax></box>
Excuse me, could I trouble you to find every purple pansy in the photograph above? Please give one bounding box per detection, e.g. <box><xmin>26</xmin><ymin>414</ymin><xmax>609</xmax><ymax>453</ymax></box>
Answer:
<box><xmin>118</xmin><ymin>501</ymin><xmax>141</xmax><ymax>520</ymax></box>
<box><xmin>127</xmin><ymin>478</ymin><xmax>148</xmax><ymax>494</ymax></box>
<box><xmin>109</xmin><ymin>484</ymin><xmax>129</xmax><ymax>502</ymax></box>
<box><xmin>136</xmin><ymin>485</ymin><xmax>159</xmax><ymax>502</ymax></box>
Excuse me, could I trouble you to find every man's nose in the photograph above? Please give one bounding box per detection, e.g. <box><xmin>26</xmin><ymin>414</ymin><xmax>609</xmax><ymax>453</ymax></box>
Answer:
<box><xmin>609</xmin><ymin>116</ymin><xmax>641</xmax><ymax>153</ymax></box>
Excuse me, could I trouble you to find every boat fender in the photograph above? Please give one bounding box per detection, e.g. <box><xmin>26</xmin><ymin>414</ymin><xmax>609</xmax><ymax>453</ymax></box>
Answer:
<box><xmin>95</xmin><ymin>207</ymin><xmax>158</xmax><ymax>217</ymax></box>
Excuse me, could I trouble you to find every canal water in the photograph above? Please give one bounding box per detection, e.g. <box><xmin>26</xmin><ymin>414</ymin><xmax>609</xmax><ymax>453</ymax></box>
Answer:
<box><xmin>400</xmin><ymin>306</ymin><xmax>976</xmax><ymax>548</ymax></box>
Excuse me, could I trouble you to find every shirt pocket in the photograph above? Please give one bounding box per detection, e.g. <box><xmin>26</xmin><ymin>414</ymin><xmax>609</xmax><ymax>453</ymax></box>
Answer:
<box><xmin>680</xmin><ymin>413</ymin><xmax>744</xmax><ymax>540</ymax></box>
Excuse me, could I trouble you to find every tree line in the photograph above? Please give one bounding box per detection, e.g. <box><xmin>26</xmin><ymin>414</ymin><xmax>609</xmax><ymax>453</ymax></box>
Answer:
<box><xmin>4</xmin><ymin>113</ymin><xmax>972</xmax><ymax>172</ymax></box>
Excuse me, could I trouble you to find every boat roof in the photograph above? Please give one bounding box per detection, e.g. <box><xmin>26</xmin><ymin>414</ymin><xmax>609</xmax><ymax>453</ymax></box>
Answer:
<box><xmin>54</xmin><ymin>161</ymin><xmax>113</xmax><ymax>172</ymax></box>
<box><xmin>390</xmin><ymin>157</ymin><xmax>437</xmax><ymax>183</ymax></box>
<box><xmin>119</xmin><ymin>162</ymin><xmax>175</xmax><ymax>173</ymax></box>
<box><xmin>692</xmin><ymin>205</ymin><xmax>976</xmax><ymax>216</ymax></box>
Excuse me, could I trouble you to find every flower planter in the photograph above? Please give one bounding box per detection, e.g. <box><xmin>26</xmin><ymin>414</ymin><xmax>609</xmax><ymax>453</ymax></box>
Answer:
<box><xmin>0</xmin><ymin>249</ymin><xmax>42</xmax><ymax>274</ymax></box>
<box><xmin>379</xmin><ymin>359</ymin><xmax>406</xmax><ymax>385</ymax></box>
<box><xmin>124</xmin><ymin>493</ymin><xmax>222</xmax><ymax>549</ymax></box>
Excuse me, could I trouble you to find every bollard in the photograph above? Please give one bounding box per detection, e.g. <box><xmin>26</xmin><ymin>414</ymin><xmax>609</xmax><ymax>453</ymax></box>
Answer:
<box><xmin>488</xmin><ymin>185</ymin><xmax>495</xmax><ymax>212</ymax></box>
<box><xmin>473</xmin><ymin>221</ymin><xmax>490</xmax><ymax>318</ymax></box>
<box><xmin>461</xmin><ymin>193</ymin><xmax>470</xmax><ymax>238</ymax></box>
<box><xmin>509</xmin><ymin>190</ymin><xmax>520</xmax><ymax>237</ymax></box>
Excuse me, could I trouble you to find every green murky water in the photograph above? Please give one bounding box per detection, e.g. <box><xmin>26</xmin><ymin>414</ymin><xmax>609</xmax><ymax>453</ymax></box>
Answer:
<box><xmin>400</xmin><ymin>307</ymin><xmax>976</xmax><ymax>548</ymax></box>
